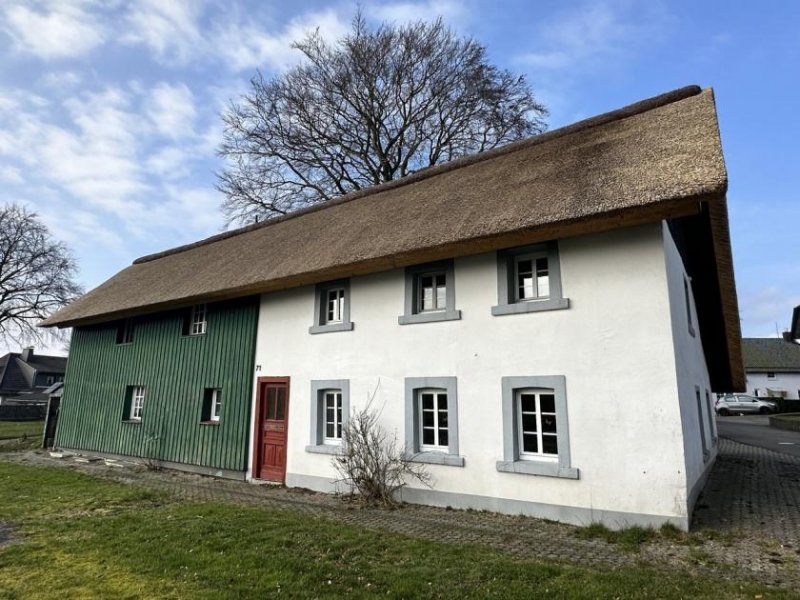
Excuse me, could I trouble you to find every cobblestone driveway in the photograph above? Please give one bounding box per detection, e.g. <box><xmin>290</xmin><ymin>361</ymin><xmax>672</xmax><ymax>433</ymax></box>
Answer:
<box><xmin>3</xmin><ymin>437</ymin><xmax>800</xmax><ymax>590</ymax></box>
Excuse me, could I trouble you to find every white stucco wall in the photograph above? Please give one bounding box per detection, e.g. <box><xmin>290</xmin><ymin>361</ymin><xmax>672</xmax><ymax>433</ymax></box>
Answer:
<box><xmin>249</xmin><ymin>223</ymin><xmax>699</xmax><ymax>528</ymax></box>
<box><xmin>746</xmin><ymin>372</ymin><xmax>800</xmax><ymax>399</ymax></box>
<box><xmin>662</xmin><ymin>224</ymin><xmax>717</xmax><ymax>509</ymax></box>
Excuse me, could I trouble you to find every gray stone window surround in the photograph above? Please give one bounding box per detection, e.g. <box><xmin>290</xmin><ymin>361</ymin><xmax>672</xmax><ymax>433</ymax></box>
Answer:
<box><xmin>492</xmin><ymin>241</ymin><xmax>569</xmax><ymax>316</ymax></box>
<box><xmin>404</xmin><ymin>377</ymin><xmax>464</xmax><ymax>466</ymax></box>
<box><xmin>496</xmin><ymin>375</ymin><xmax>578</xmax><ymax>479</ymax></box>
<box><xmin>398</xmin><ymin>259</ymin><xmax>461</xmax><ymax>325</ymax></box>
<box><xmin>309</xmin><ymin>279</ymin><xmax>354</xmax><ymax>334</ymax></box>
<box><xmin>306</xmin><ymin>379</ymin><xmax>350</xmax><ymax>455</ymax></box>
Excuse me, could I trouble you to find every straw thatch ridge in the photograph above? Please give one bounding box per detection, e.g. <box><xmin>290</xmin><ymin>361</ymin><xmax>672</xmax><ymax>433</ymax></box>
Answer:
<box><xmin>135</xmin><ymin>85</ymin><xmax>702</xmax><ymax>266</ymax></box>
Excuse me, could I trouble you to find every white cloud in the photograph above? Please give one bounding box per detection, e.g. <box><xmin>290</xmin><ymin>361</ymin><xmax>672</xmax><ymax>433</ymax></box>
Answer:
<box><xmin>146</xmin><ymin>82</ymin><xmax>197</xmax><ymax>139</ymax></box>
<box><xmin>0</xmin><ymin>165</ymin><xmax>23</xmax><ymax>183</ymax></box>
<box><xmin>516</xmin><ymin>0</ymin><xmax>671</xmax><ymax>72</ymax></box>
<box><xmin>214</xmin><ymin>8</ymin><xmax>350</xmax><ymax>72</ymax></box>
<box><xmin>1</xmin><ymin>0</ymin><xmax>105</xmax><ymax>59</ymax></box>
<box><xmin>122</xmin><ymin>0</ymin><xmax>205</xmax><ymax>65</ymax></box>
<box><xmin>39</xmin><ymin>71</ymin><xmax>83</xmax><ymax>90</ymax></box>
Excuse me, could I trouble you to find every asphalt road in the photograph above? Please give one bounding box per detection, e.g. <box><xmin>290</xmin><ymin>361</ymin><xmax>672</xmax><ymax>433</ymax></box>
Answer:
<box><xmin>716</xmin><ymin>415</ymin><xmax>800</xmax><ymax>458</ymax></box>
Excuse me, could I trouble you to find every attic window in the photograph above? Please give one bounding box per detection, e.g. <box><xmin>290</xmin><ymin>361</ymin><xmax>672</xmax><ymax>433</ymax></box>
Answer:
<box><xmin>399</xmin><ymin>260</ymin><xmax>461</xmax><ymax>325</ymax></box>
<box><xmin>309</xmin><ymin>279</ymin><xmax>354</xmax><ymax>334</ymax></box>
<box><xmin>492</xmin><ymin>242</ymin><xmax>569</xmax><ymax>316</ymax></box>
<box><xmin>116</xmin><ymin>319</ymin><xmax>134</xmax><ymax>345</ymax></box>
<box><xmin>183</xmin><ymin>304</ymin><xmax>207</xmax><ymax>336</ymax></box>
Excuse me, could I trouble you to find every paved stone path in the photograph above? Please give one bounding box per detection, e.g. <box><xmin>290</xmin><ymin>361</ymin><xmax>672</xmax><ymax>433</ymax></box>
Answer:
<box><xmin>693</xmin><ymin>437</ymin><xmax>800</xmax><ymax>540</ymax></box>
<box><xmin>3</xmin><ymin>437</ymin><xmax>800</xmax><ymax>590</ymax></box>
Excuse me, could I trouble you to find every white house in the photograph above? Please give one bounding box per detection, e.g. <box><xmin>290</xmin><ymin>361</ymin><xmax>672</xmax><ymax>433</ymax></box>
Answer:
<box><xmin>742</xmin><ymin>338</ymin><xmax>800</xmax><ymax>400</ymax></box>
<box><xmin>42</xmin><ymin>85</ymin><xmax>743</xmax><ymax>531</ymax></box>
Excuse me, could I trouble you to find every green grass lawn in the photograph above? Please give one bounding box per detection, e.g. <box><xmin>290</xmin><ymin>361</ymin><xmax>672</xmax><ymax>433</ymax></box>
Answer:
<box><xmin>0</xmin><ymin>462</ymin><xmax>791</xmax><ymax>599</ymax></box>
<box><xmin>0</xmin><ymin>421</ymin><xmax>43</xmax><ymax>441</ymax></box>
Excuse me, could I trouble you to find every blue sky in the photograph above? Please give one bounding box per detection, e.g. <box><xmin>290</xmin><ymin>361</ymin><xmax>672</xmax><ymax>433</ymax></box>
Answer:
<box><xmin>0</xmin><ymin>0</ymin><xmax>798</xmax><ymax>355</ymax></box>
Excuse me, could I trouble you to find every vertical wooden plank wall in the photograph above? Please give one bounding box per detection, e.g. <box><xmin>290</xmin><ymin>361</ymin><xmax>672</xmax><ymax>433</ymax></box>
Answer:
<box><xmin>54</xmin><ymin>297</ymin><xmax>259</xmax><ymax>472</ymax></box>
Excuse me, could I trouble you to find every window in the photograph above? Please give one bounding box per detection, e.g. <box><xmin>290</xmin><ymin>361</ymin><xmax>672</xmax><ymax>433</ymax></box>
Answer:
<box><xmin>516</xmin><ymin>390</ymin><xmax>558</xmax><ymax>460</ymax></box>
<box><xmin>695</xmin><ymin>386</ymin><xmax>709</xmax><ymax>460</ymax></box>
<box><xmin>684</xmin><ymin>277</ymin><xmax>696</xmax><ymax>337</ymax></box>
<box><xmin>124</xmin><ymin>386</ymin><xmax>145</xmax><ymax>422</ymax></box>
<box><xmin>419</xmin><ymin>389</ymin><xmax>449</xmax><ymax>450</ymax></box>
<box><xmin>497</xmin><ymin>376</ymin><xmax>577</xmax><ymax>478</ymax></box>
<box><xmin>183</xmin><ymin>304</ymin><xmax>208</xmax><ymax>336</ymax></box>
<box><xmin>404</xmin><ymin>377</ymin><xmax>463</xmax><ymax>466</ymax></box>
<box><xmin>493</xmin><ymin>242</ymin><xmax>568</xmax><ymax>316</ymax></box>
<box><xmin>399</xmin><ymin>260</ymin><xmax>461</xmax><ymax>325</ymax></box>
<box><xmin>116</xmin><ymin>319</ymin><xmax>134</xmax><ymax>345</ymax></box>
<box><xmin>307</xmin><ymin>380</ymin><xmax>350</xmax><ymax>454</ymax></box>
<box><xmin>310</xmin><ymin>280</ymin><xmax>353</xmax><ymax>334</ymax></box>
<box><xmin>201</xmin><ymin>388</ymin><xmax>222</xmax><ymax>423</ymax></box>
<box><xmin>324</xmin><ymin>391</ymin><xmax>343</xmax><ymax>443</ymax></box>
<box><xmin>767</xmin><ymin>372</ymin><xmax>776</xmax><ymax>380</ymax></box>
<box><xmin>46</xmin><ymin>376</ymin><xmax>54</xmax><ymax>386</ymax></box>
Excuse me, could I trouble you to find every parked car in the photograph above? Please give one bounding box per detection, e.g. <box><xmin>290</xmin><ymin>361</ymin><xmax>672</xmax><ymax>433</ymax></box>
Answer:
<box><xmin>715</xmin><ymin>394</ymin><xmax>777</xmax><ymax>416</ymax></box>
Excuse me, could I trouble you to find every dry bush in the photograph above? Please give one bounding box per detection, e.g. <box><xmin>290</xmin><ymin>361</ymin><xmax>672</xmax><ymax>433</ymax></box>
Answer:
<box><xmin>332</xmin><ymin>392</ymin><xmax>430</xmax><ymax>506</ymax></box>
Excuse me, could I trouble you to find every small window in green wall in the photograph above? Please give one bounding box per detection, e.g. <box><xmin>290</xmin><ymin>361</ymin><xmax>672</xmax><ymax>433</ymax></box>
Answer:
<box><xmin>201</xmin><ymin>388</ymin><xmax>222</xmax><ymax>423</ymax></box>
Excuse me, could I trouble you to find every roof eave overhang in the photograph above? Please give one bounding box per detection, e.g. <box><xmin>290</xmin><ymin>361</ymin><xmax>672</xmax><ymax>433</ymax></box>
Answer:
<box><xmin>41</xmin><ymin>193</ymin><xmax>708</xmax><ymax>329</ymax></box>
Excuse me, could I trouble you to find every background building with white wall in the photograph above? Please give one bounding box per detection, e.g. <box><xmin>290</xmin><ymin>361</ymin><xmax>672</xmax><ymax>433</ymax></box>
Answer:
<box><xmin>742</xmin><ymin>338</ymin><xmax>800</xmax><ymax>400</ymax></box>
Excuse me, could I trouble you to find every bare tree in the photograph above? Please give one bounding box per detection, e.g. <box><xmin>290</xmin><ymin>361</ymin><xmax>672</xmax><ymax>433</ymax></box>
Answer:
<box><xmin>0</xmin><ymin>204</ymin><xmax>82</xmax><ymax>346</ymax></box>
<box><xmin>219</xmin><ymin>12</ymin><xmax>547</xmax><ymax>225</ymax></box>
<box><xmin>332</xmin><ymin>386</ymin><xmax>430</xmax><ymax>506</ymax></box>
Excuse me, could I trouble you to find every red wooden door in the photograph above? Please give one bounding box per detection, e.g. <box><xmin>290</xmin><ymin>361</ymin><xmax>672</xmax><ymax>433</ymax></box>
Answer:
<box><xmin>254</xmin><ymin>377</ymin><xmax>290</xmax><ymax>482</ymax></box>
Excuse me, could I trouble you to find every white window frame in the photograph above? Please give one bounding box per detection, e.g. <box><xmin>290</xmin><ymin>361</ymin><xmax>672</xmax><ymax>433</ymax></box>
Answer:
<box><xmin>418</xmin><ymin>388</ymin><xmax>449</xmax><ymax>452</ymax></box>
<box><xmin>513</xmin><ymin>253</ymin><xmax>550</xmax><ymax>302</ymax></box>
<box><xmin>516</xmin><ymin>389</ymin><xmax>559</xmax><ymax>462</ymax></box>
<box><xmin>323</xmin><ymin>390</ymin><xmax>343</xmax><ymax>444</ymax></box>
<box><xmin>325</xmin><ymin>288</ymin><xmax>345</xmax><ymax>324</ymax></box>
<box><xmin>129</xmin><ymin>386</ymin><xmax>145</xmax><ymax>421</ymax></box>
<box><xmin>210</xmin><ymin>389</ymin><xmax>222</xmax><ymax>422</ymax></box>
<box><xmin>189</xmin><ymin>304</ymin><xmax>207</xmax><ymax>336</ymax></box>
<box><xmin>416</xmin><ymin>272</ymin><xmax>447</xmax><ymax>313</ymax></box>
<box><xmin>497</xmin><ymin>375</ymin><xmax>577</xmax><ymax>479</ymax></box>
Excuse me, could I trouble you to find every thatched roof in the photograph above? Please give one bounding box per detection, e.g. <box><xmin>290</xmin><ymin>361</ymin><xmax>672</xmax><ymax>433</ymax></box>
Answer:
<box><xmin>41</xmin><ymin>85</ymin><xmax>743</xmax><ymax>389</ymax></box>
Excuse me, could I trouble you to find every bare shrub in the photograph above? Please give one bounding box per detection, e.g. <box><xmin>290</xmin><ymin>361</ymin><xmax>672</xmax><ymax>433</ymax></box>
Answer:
<box><xmin>332</xmin><ymin>390</ymin><xmax>430</xmax><ymax>506</ymax></box>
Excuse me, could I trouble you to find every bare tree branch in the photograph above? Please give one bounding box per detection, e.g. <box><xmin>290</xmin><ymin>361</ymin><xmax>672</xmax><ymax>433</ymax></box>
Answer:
<box><xmin>0</xmin><ymin>204</ymin><xmax>82</xmax><ymax>347</ymax></box>
<box><xmin>218</xmin><ymin>12</ymin><xmax>547</xmax><ymax>226</ymax></box>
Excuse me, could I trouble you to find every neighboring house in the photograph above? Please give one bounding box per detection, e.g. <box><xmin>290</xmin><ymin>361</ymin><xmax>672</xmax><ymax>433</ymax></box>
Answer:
<box><xmin>0</xmin><ymin>348</ymin><xmax>67</xmax><ymax>406</ymax></box>
<box><xmin>41</xmin><ymin>85</ymin><xmax>743</xmax><ymax>531</ymax></box>
<box><xmin>742</xmin><ymin>338</ymin><xmax>800</xmax><ymax>400</ymax></box>
<box><xmin>5</xmin><ymin>381</ymin><xmax>64</xmax><ymax>406</ymax></box>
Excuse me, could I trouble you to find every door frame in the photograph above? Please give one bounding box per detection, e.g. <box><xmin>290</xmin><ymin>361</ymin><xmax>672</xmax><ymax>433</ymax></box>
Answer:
<box><xmin>252</xmin><ymin>376</ymin><xmax>291</xmax><ymax>481</ymax></box>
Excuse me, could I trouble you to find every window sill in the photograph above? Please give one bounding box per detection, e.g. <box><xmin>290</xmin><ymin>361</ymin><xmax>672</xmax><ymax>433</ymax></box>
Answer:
<box><xmin>398</xmin><ymin>310</ymin><xmax>461</xmax><ymax>325</ymax></box>
<box><xmin>496</xmin><ymin>460</ymin><xmax>578</xmax><ymax>479</ymax></box>
<box><xmin>306</xmin><ymin>444</ymin><xmax>343</xmax><ymax>455</ymax></box>
<box><xmin>199</xmin><ymin>421</ymin><xmax>220</xmax><ymax>426</ymax></box>
<box><xmin>491</xmin><ymin>298</ymin><xmax>569</xmax><ymax>316</ymax></box>
<box><xmin>409</xmin><ymin>452</ymin><xmax>465</xmax><ymax>467</ymax></box>
<box><xmin>121</xmin><ymin>420</ymin><xmax>141</xmax><ymax>425</ymax></box>
<box><xmin>308</xmin><ymin>321</ymin><xmax>354</xmax><ymax>335</ymax></box>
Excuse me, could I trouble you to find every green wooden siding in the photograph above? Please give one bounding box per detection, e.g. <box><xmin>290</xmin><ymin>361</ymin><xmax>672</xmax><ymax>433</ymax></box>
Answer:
<box><xmin>55</xmin><ymin>298</ymin><xmax>259</xmax><ymax>472</ymax></box>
